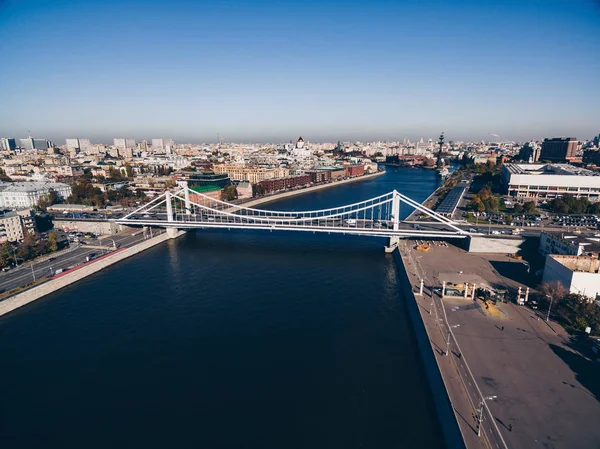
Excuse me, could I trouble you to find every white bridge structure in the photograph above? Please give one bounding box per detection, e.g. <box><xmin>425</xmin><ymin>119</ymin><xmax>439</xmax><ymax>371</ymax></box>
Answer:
<box><xmin>116</xmin><ymin>187</ymin><xmax>471</xmax><ymax>251</ymax></box>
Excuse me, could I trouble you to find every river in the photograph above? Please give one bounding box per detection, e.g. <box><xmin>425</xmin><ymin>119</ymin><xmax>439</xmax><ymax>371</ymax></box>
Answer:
<box><xmin>0</xmin><ymin>167</ymin><xmax>445</xmax><ymax>449</ymax></box>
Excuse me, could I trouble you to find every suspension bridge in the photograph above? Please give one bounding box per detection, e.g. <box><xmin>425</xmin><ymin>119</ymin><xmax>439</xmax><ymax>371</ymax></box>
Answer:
<box><xmin>116</xmin><ymin>187</ymin><xmax>473</xmax><ymax>251</ymax></box>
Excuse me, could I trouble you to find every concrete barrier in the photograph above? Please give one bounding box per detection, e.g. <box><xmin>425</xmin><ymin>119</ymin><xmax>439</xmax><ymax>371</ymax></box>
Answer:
<box><xmin>0</xmin><ymin>230</ymin><xmax>184</xmax><ymax>318</ymax></box>
<box><xmin>392</xmin><ymin>249</ymin><xmax>466</xmax><ymax>449</ymax></box>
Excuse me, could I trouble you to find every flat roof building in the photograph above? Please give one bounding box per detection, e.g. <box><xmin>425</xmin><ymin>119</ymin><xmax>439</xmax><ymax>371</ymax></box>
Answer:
<box><xmin>502</xmin><ymin>163</ymin><xmax>600</xmax><ymax>202</ymax></box>
<box><xmin>540</xmin><ymin>137</ymin><xmax>578</xmax><ymax>163</ymax></box>
<box><xmin>543</xmin><ymin>254</ymin><xmax>600</xmax><ymax>300</ymax></box>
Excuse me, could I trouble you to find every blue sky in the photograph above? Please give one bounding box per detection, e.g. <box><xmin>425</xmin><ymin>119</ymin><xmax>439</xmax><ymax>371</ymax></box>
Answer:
<box><xmin>1</xmin><ymin>0</ymin><xmax>599</xmax><ymax>144</ymax></box>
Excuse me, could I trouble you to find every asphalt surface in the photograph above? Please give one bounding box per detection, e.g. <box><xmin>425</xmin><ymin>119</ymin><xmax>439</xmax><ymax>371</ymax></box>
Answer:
<box><xmin>409</xmin><ymin>242</ymin><xmax>600</xmax><ymax>449</ymax></box>
<box><xmin>0</xmin><ymin>228</ymin><xmax>164</xmax><ymax>295</ymax></box>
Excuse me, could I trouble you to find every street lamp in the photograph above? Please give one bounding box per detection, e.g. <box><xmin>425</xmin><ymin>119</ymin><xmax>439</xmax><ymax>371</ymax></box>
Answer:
<box><xmin>546</xmin><ymin>294</ymin><xmax>553</xmax><ymax>322</ymax></box>
<box><xmin>446</xmin><ymin>324</ymin><xmax>460</xmax><ymax>356</ymax></box>
<box><xmin>478</xmin><ymin>395</ymin><xmax>497</xmax><ymax>437</ymax></box>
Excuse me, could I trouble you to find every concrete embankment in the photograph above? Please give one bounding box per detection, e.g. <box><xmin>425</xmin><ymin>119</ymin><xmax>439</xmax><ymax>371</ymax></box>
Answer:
<box><xmin>392</xmin><ymin>248</ymin><xmax>466</xmax><ymax>449</ymax></box>
<box><xmin>241</xmin><ymin>171</ymin><xmax>385</xmax><ymax>208</ymax></box>
<box><xmin>0</xmin><ymin>230</ymin><xmax>184</xmax><ymax>318</ymax></box>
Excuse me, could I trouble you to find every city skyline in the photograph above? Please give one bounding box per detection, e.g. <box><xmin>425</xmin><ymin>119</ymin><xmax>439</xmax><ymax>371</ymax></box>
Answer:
<box><xmin>1</xmin><ymin>0</ymin><xmax>599</xmax><ymax>143</ymax></box>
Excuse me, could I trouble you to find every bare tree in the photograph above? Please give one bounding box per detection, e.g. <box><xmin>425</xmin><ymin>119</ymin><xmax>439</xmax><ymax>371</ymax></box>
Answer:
<box><xmin>538</xmin><ymin>281</ymin><xmax>567</xmax><ymax>321</ymax></box>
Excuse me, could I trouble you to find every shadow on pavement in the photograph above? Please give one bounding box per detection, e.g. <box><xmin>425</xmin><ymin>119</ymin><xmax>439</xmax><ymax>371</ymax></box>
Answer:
<box><xmin>549</xmin><ymin>340</ymin><xmax>600</xmax><ymax>401</ymax></box>
<box><xmin>489</xmin><ymin>260</ymin><xmax>534</xmax><ymax>287</ymax></box>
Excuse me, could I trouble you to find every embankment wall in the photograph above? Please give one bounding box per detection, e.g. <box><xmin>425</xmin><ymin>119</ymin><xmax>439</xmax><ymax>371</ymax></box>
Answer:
<box><xmin>392</xmin><ymin>249</ymin><xmax>466</xmax><ymax>449</ymax></box>
<box><xmin>0</xmin><ymin>231</ymin><xmax>183</xmax><ymax>318</ymax></box>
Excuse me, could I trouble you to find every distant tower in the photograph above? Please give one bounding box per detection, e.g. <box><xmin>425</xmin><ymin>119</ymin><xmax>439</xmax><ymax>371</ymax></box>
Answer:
<box><xmin>296</xmin><ymin>136</ymin><xmax>305</xmax><ymax>149</ymax></box>
<box><xmin>436</xmin><ymin>132</ymin><xmax>445</xmax><ymax>168</ymax></box>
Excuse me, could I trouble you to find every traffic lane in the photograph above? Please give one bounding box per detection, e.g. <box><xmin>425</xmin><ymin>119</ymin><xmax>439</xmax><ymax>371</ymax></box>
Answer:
<box><xmin>445</xmin><ymin>299</ymin><xmax>600</xmax><ymax>449</ymax></box>
<box><xmin>0</xmin><ymin>230</ymin><xmax>158</xmax><ymax>293</ymax></box>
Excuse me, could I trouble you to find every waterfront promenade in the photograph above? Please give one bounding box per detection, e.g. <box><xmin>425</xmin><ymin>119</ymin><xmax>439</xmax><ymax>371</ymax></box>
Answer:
<box><xmin>399</xmin><ymin>241</ymin><xmax>600</xmax><ymax>449</ymax></box>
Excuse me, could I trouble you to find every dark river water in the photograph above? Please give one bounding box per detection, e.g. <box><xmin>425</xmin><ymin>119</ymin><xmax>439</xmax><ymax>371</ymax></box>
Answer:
<box><xmin>0</xmin><ymin>168</ymin><xmax>445</xmax><ymax>449</ymax></box>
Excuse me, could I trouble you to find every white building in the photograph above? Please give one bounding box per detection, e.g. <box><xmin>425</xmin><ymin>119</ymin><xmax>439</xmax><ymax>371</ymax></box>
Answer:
<box><xmin>0</xmin><ymin>182</ymin><xmax>72</xmax><ymax>209</ymax></box>
<box><xmin>543</xmin><ymin>254</ymin><xmax>600</xmax><ymax>300</ymax></box>
<box><xmin>539</xmin><ymin>232</ymin><xmax>600</xmax><ymax>258</ymax></box>
<box><xmin>502</xmin><ymin>163</ymin><xmax>600</xmax><ymax>202</ymax></box>
<box><xmin>65</xmin><ymin>138</ymin><xmax>80</xmax><ymax>151</ymax></box>
<box><xmin>114</xmin><ymin>138</ymin><xmax>136</xmax><ymax>150</ymax></box>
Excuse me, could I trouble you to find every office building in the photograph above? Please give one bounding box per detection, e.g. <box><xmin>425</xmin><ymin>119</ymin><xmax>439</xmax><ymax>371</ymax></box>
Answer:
<box><xmin>33</xmin><ymin>139</ymin><xmax>49</xmax><ymax>150</ymax></box>
<box><xmin>540</xmin><ymin>137</ymin><xmax>578</xmax><ymax>163</ymax></box>
<box><xmin>18</xmin><ymin>138</ymin><xmax>34</xmax><ymax>150</ymax></box>
<box><xmin>502</xmin><ymin>163</ymin><xmax>600</xmax><ymax>202</ymax></box>
<box><xmin>0</xmin><ymin>138</ymin><xmax>17</xmax><ymax>151</ymax></box>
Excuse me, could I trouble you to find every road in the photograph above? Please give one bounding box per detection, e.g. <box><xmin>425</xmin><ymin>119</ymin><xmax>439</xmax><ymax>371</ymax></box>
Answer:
<box><xmin>0</xmin><ymin>228</ymin><xmax>164</xmax><ymax>295</ymax></box>
<box><xmin>407</xmin><ymin>241</ymin><xmax>600</xmax><ymax>449</ymax></box>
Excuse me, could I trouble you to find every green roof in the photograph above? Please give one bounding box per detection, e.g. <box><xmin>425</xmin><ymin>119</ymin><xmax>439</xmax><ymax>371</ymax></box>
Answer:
<box><xmin>189</xmin><ymin>185</ymin><xmax>222</xmax><ymax>193</ymax></box>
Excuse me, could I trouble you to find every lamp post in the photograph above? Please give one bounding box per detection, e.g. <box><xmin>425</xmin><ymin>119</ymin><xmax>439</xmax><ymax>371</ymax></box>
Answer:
<box><xmin>446</xmin><ymin>324</ymin><xmax>460</xmax><ymax>356</ymax></box>
<box><xmin>546</xmin><ymin>294</ymin><xmax>553</xmax><ymax>322</ymax></box>
<box><xmin>478</xmin><ymin>395</ymin><xmax>497</xmax><ymax>437</ymax></box>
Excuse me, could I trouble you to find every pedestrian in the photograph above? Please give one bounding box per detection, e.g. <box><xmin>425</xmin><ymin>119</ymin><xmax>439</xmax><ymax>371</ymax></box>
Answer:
<box><xmin>501</xmin><ymin>326</ymin><xmax>504</xmax><ymax>331</ymax></box>
<box><xmin>508</xmin><ymin>424</ymin><xmax>512</xmax><ymax>432</ymax></box>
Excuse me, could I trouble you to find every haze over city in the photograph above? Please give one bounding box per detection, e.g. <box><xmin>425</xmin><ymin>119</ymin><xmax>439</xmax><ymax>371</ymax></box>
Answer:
<box><xmin>1</xmin><ymin>0</ymin><xmax>599</xmax><ymax>143</ymax></box>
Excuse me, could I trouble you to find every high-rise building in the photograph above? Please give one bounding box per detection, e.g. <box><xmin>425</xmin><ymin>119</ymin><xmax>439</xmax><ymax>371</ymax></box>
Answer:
<box><xmin>139</xmin><ymin>140</ymin><xmax>148</xmax><ymax>151</ymax></box>
<box><xmin>79</xmin><ymin>138</ymin><xmax>91</xmax><ymax>153</ymax></box>
<box><xmin>540</xmin><ymin>137</ymin><xmax>578</xmax><ymax>163</ymax></box>
<box><xmin>113</xmin><ymin>138</ymin><xmax>126</xmax><ymax>150</ymax></box>
<box><xmin>33</xmin><ymin>139</ymin><xmax>49</xmax><ymax>150</ymax></box>
<box><xmin>19</xmin><ymin>138</ymin><xmax>34</xmax><ymax>150</ymax></box>
<box><xmin>151</xmin><ymin>138</ymin><xmax>174</xmax><ymax>152</ymax></box>
<box><xmin>65</xmin><ymin>138</ymin><xmax>80</xmax><ymax>151</ymax></box>
<box><xmin>0</xmin><ymin>138</ymin><xmax>16</xmax><ymax>151</ymax></box>
<box><xmin>125</xmin><ymin>138</ymin><xmax>136</xmax><ymax>149</ymax></box>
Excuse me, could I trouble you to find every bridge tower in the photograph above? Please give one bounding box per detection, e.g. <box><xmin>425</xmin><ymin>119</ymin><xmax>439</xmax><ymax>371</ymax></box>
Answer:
<box><xmin>385</xmin><ymin>190</ymin><xmax>401</xmax><ymax>252</ymax></box>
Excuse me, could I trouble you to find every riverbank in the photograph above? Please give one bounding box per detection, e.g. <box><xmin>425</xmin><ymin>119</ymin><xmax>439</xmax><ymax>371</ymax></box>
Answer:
<box><xmin>0</xmin><ymin>172</ymin><xmax>384</xmax><ymax>317</ymax></box>
<box><xmin>241</xmin><ymin>170</ymin><xmax>385</xmax><ymax>208</ymax></box>
<box><xmin>0</xmin><ymin>230</ymin><xmax>184</xmax><ymax>317</ymax></box>
<box><xmin>392</xmin><ymin>247</ymin><xmax>468</xmax><ymax>449</ymax></box>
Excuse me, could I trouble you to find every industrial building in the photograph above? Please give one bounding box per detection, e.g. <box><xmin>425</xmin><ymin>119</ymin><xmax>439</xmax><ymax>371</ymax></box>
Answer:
<box><xmin>542</xmin><ymin>254</ymin><xmax>600</xmax><ymax>301</ymax></box>
<box><xmin>502</xmin><ymin>163</ymin><xmax>600</xmax><ymax>202</ymax></box>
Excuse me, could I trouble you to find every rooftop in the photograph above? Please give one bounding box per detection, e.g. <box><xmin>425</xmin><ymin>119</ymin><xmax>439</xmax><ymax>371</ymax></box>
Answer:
<box><xmin>504</xmin><ymin>163</ymin><xmax>600</xmax><ymax>177</ymax></box>
<box><xmin>550</xmin><ymin>254</ymin><xmax>600</xmax><ymax>273</ymax></box>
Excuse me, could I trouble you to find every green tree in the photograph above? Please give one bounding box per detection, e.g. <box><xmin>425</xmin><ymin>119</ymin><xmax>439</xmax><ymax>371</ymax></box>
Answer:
<box><xmin>37</xmin><ymin>188</ymin><xmax>60</xmax><ymax>211</ymax></box>
<box><xmin>221</xmin><ymin>185</ymin><xmax>238</xmax><ymax>201</ymax></box>
<box><xmin>523</xmin><ymin>201</ymin><xmax>538</xmax><ymax>214</ymax></box>
<box><xmin>48</xmin><ymin>232</ymin><xmax>58</xmax><ymax>252</ymax></box>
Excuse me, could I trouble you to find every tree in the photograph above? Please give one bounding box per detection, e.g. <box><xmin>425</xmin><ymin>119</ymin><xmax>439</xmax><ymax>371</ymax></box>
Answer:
<box><xmin>252</xmin><ymin>184</ymin><xmax>266</xmax><ymax>197</ymax></box>
<box><xmin>221</xmin><ymin>185</ymin><xmax>238</xmax><ymax>201</ymax></box>
<box><xmin>0</xmin><ymin>168</ymin><xmax>12</xmax><ymax>182</ymax></box>
<box><xmin>373</xmin><ymin>152</ymin><xmax>383</xmax><ymax>158</ymax></box>
<box><xmin>37</xmin><ymin>188</ymin><xmax>60</xmax><ymax>211</ymax></box>
<box><xmin>522</xmin><ymin>201</ymin><xmax>538</xmax><ymax>215</ymax></box>
<box><xmin>48</xmin><ymin>232</ymin><xmax>58</xmax><ymax>252</ymax></box>
<box><xmin>512</xmin><ymin>203</ymin><xmax>524</xmax><ymax>214</ymax></box>
<box><xmin>539</xmin><ymin>281</ymin><xmax>567</xmax><ymax>320</ymax></box>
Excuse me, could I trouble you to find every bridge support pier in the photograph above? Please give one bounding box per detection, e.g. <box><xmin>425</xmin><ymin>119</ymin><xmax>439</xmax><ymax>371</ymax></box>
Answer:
<box><xmin>385</xmin><ymin>236</ymin><xmax>400</xmax><ymax>253</ymax></box>
<box><xmin>166</xmin><ymin>227</ymin><xmax>181</xmax><ymax>239</ymax></box>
